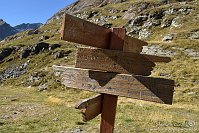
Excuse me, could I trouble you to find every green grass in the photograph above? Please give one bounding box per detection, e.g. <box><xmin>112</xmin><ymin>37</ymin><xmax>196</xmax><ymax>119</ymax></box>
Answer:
<box><xmin>0</xmin><ymin>86</ymin><xmax>198</xmax><ymax>133</ymax></box>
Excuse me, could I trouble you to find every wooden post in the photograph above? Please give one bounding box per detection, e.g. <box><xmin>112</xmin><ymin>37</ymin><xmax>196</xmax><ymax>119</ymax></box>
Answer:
<box><xmin>100</xmin><ymin>28</ymin><xmax>126</xmax><ymax>133</ymax></box>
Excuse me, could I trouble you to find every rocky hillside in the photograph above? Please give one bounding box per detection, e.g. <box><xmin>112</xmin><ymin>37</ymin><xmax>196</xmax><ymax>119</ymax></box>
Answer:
<box><xmin>0</xmin><ymin>19</ymin><xmax>17</xmax><ymax>40</ymax></box>
<box><xmin>0</xmin><ymin>0</ymin><xmax>198</xmax><ymax>104</ymax></box>
<box><xmin>47</xmin><ymin>0</ymin><xmax>126</xmax><ymax>23</ymax></box>
<box><xmin>14</xmin><ymin>23</ymin><xmax>42</xmax><ymax>32</ymax></box>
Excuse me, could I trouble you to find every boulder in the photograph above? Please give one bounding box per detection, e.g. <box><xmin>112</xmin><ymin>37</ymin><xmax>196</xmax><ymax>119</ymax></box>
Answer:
<box><xmin>40</xmin><ymin>35</ymin><xmax>50</xmax><ymax>41</ymax></box>
<box><xmin>49</xmin><ymin>44</ymin><xmax>61</xmax><ymax>51</ymax></box>
<box><xmin>0</xmin><ymin>47</ymin><xmax>15</xmax><ymax>61</ymax></box>
<box><xmin>34</xmin><ymin>42</ymin><xmax>49</xmax><ymax>54</ymax></box>
<box><xmin>21</xmin><ymin>49</ymin><xmax>32</xmax><ymax>59</ymax></box>
<box><xmin>131</xmin><ymin>16</ymin><xmax>148</xmax><ymax>26</ymax></box>
<box><xmin>161</xmin><ymin>18</ymin><xmax>173</xmax><ymax>28</ymax></box>
<box><xmin>149</xmin><ymin>10</ymin><xmax>164</xmax><ymax>19</ymax></box>
<box><xmin>162</xmin><ymin>34</ymin><xmax>174</xmax><ymax>41</ymax></box>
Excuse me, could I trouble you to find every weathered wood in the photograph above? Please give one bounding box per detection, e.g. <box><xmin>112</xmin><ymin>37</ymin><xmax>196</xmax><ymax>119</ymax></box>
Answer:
<box><xmin>124</xmin><ymin>36</ymin><xmax>148</xmax><ymax>53</ymax></box>
<box><xmin>53</xmin><ymin>66</ymin><xmax>174</xmax><ymax>105</ymax></box>
<box><xmin>109</xmin><ymin>28</ymin><xmax>126</xmax><ymax>50</ymax></box>
<box><xmin>61</xmin><ymin>14</ymin><xmax>111</xmax><ymax>48</ymax></box>
<box><xmin>100</xmin><ymin>28</ymin><xmax>126</xmax><ymax>133</ymax></box>
<box><xmin>75</xmin><ymin>95</ymin><xmax>102</xmax><ymax>122</ymax></box>
<box><xmin>76</xmin><ymin>48</ymin><xmax>171</xmax><ymax>76</ymax></box>
<box><xmin>100</xmin><ymin>94</ymin><xmax>118</xmax><ymax>133</ymax></box>
<box><xmin>61</xmin><ymin>14</ymin><xmax>148</xmax><ymax>53</ymax></box>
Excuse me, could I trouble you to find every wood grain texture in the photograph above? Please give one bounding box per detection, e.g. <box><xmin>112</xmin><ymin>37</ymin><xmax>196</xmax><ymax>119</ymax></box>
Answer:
<box><xmin>124</xmin><ymin>36</ymin><xmax>148</xmax><ymax>53</ymax></box>
<box><xmin>100</xmin><ymin>28</ymin><xmax>125</xmax><ymax>133</ymax></box>
<box><xmin>61</xmin><ymin>14</ymin><xmax>111</xmax><ymax>48</ymax></box>
<box><xmin>75</xmin><ymin>95</ymin><xmax>102</xmax><ymax>122</ymax></box>
<box><xmin>61</xmin><ymin>14</ymin><xmax>149</xmax><ymax>53</ymax></box>
<box><xmin>100</xmin><ymin>94</ymin><xmax>118</xmax><ymax>133</ymax></box>
<box><xmin>53</xmin><ymin>66</ymin><xmax>174</xmax><ymax>105</ymax></box>
<box><xmin>76</xmin><ymin>48</ymin><xmax>171</xmax><ymax>76</ymax></box>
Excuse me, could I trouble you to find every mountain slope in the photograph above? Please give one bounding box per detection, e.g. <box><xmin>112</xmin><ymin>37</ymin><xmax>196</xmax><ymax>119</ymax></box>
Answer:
<box><xmin>0</xmin><ymin>19</ymin><xmax>17</xmax><ymax>40</ymax></box>
<box><xmin>47</xmin><ymin>0</ymin><xmax>126</xmax><ymax>23</ymax></box>
<box><xmin>14</xmin><ymin>23</ymin><xmax>42</xmax><ymax>32</ymax></box>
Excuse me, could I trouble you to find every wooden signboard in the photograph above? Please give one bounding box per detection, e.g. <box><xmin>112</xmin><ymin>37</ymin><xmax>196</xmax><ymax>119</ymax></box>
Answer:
<box><xmin>56</xmin><ymin>14</ymin><xmax>175</xmax><ymax>133</ymax></box>
<box><xmin>75</xmin><ymin>95</ymin><xmax>102</xmax><ymax>122</ymax></box>
<box><xmin>76</xmin><ymin>48</ymin><xmax>171</xmax><ymax>76</ymax></box>
<box><xmin>61</xmin><ymin>14</ymin><xmax>148</xmax><ymax>52</ymax></box>
<box><xmin>53</xmin><ymin>66</ymin><xmax>174</xmax><ymax>105</ymax></box>
<box><xmin>61</xmin><ymin>14</ymin><xmax>111</xmax><ymax>48</ymax></box>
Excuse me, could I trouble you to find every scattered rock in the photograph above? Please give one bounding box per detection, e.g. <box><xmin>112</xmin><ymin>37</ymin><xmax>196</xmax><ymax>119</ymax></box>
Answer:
<box><xmin>189</xmin><ymin>30</ymin><xmax>199</xmax><ymax>39</ymax></box>
<box><xmin>28</xmin><ymin>71</ymin><xmax>46</xmax><ymax>86</ymax></box>
<box><xmin>53</xmin><ymin>50</ymin><xmax>72</xmax><ymax>59</ymax></box>
<box><xmin>21</xmin><ymin>42</ymin><xmax>50</xmax><ymax>58</ymax></box>
<box><xmin>162</xmin><ymin>34</ymin><xmax>174</xmax><ymax>41</ymax></box>
<box><xmin>161</xmin><ymin>18</ymin><xmax>173</xmax><ymax>28</ymax></box>
<box><xmin>21</xmin><ymin>49</ymin><xmax>32</xmax><ymax>59</ymax></box>
<box><xmin>87</xmin><ymin>11</ymin><xmax>98</xmax><ymax>19</ymax></box>
<box><xmin>139</xmin><ymin>29</ymin><xmax>151</xmax><ymax>39</ymax></box>
<box><xmin>40</xmin><ymin>35</ymin><xmax>50</xmax><ymax>41</ymax></box>
<box><xmin>131</xmin><ymin>15</ymin><xmax>148</xmax><ymax>26</ymax></box>
<box><xmin>37</xmin><ymin>83</ymin><xmax>48</xmax><ymax>92</ymax></box>
<box><xmin>0</xmin><ymin>61</ymin><xmax>29</xmax><ymax>81</ymax></box>
<box><xmin>142</xmin><ymin>45</ymin><xmax>175</xmax><ymax>56</ymax></box>
<box><xmin>0</xmin><ymin>47</ymin><xmax>15</xmax><ymax>61</ymax></box>
<box><xmin>149</xmin><ymin>10</ymin><xmax>164</xmax><ymax>19</ymax></box>
<box><xmin>34</xmin><ymin>42</ymin><xmax>49</xmax><ymax>54</ymax></box>
<box><xmin>102</xmin><ymin>23</ymin><xmax>113</xmax><ymax>28</ymax></box>
<box><xmin>171</xmin><ymin>17</ymin><xmax>182</xmax><ymax>27</ymax></box>
<box><xmin>184</xmin><ymin>49</ymin><xmax>199</xmax><ymax>58</ymax></box>
<box><xmin>53</xmin><ymin>118</ymin><xmax>59</xmax><ymax>121</ymax></box>
<box><xmin>49</xmin><ymin>44</ymin><xmax>61</xmax><ymax>51</ymax></box>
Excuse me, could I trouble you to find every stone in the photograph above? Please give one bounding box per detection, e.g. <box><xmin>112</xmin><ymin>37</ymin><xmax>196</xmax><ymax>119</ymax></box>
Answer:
<box><xmin>34</xmin><ymin>42</ymin><xmax>49</xmax><ymax>54</ymax></box>
<box><xmin>49</xmin><ymin>44</ymin><xmax>61</xmax><ymax>51</ymax></box>
<box><xmin>28</xmin><ymin>71</ymin><xmax>46</xmax><ymax>86</ymax></box>
<box><xmin>102</xmin><ymin>23</ymin><xmax>113</xmax><ymax>28</ymax></box>
<box><xmin>171</xmin><ymin>17</ymin><xmax>182</xmax><ymax>27</ymax></box>
<box><xmin>139</xmin><ymin>29</ymin><xmax>151</xmax><ymax>39</ymax></box>
<box><xmin>141</xmin><ymin>45</ymin><xmax>176</xmax><ymax>57</ymax></box>
<box><xmin>132</xmin><ymin>16</ymin><xmax>148</xmax><ymax>26</ymax></box>
<box><xmin>162</xmin><ymin>34</ymin><xmax>174</xmax><ymax>41</ymax></box>
<box><xmin>0</xmin><ymin>47</ymin><xmax>15</xmax><ymax>61</ymax></box>
<box><xmin>0</xmin><ymin>61</ymin><xmax>29</xmax><ymax>81</ymax></box>
<box><xmin>149</xmin><ymin>10</ymin><xmax>164</xmax><ymax>19</ymax></box>
<box><xmin>37</xmin><ymin>83</ymin><xmax>48</xmax><ymax>92</ymax></box>
<box><xmin>87</xmin><ymin>11</ymin><xmax>98</xmax><ymax>19</ymax></box>
<box><xmin>53</xmin><ymin>50</ymin><xmax>71</xmax><ymax>59</ymax></box>
<box><xmin>161</xmin><ymin>18</ymin><xmax>173</xmax><ymax>28</ymax></box>
<box><xmin>21</xmin><ymin>49</ymin><xmax>32</xmax><ymax>59</ymax></box>
<box><xmin>40</xmin><ymin>35</ymin><xmax>50</xmax><ymax>41</ymax></box>
<box><xmin>189</xmin><ymin>31</ymin><xmax>199</xmax><ymax>39</ymax></box>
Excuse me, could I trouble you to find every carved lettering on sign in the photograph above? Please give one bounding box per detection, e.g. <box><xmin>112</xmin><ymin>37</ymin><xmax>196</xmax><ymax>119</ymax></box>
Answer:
<box><xmin>75</xmin><ymin>48</ymin><xmax>171</xmax><ymax>76</ymax></box>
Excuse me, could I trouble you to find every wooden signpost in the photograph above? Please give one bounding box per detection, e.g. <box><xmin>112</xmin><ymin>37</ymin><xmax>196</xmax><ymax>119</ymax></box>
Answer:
<box><xmin>53</xmin><ymin>14</ymin><xmax>175</xmax><ymax>133</ymax></box>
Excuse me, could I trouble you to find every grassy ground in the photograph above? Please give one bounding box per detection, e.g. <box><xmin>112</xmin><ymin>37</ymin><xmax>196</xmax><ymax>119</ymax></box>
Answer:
<box><xmin>0</xmin><ymin>0</ymin><xmax>199</xmax><ymax>132</ymax></box>
<box><xmin>0</xmin><ymin>86</ymin><xmax>198</xmax><ymax>133</ymax></box>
